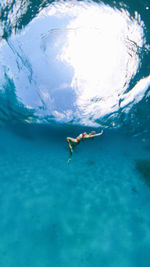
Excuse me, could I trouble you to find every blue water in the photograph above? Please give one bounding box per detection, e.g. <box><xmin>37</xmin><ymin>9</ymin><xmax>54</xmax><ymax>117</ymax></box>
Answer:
<box><xmin>0</xmin><ymin>125</ymin><xmax>150</xmax><ymax>267</ymax></box>
<box><xmin>0</xmin><ymin>0</ymin><xmax>150</xmax><ymax>266</ymax></box>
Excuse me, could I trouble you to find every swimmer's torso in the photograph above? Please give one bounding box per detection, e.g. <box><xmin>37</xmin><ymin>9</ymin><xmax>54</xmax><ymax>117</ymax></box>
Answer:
<box><xmin>76</xmin><ymin>133</ymin><xmax>87</xmax><ymax>143</ymax></box>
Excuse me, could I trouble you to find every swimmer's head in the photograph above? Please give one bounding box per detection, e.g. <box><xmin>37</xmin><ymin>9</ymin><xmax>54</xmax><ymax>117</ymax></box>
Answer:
<box><xmin>82</xmin><ymin>132</ymin><xmax>87</xmax><ymax>137</ymax></box>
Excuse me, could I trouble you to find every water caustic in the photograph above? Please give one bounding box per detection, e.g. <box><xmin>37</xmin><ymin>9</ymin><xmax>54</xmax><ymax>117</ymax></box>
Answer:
<box><xmin>0</xmin><ymin>0</ymin><xmax>150</xmax><ymax>267</ymax></box>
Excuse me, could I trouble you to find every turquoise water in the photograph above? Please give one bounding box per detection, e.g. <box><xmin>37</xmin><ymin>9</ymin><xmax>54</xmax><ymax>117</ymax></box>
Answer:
<box><xmin>0</xmin><ymin>0</ymin><xmax>150</xmax><ymax>266</ymax></box>
<box><xmin>0</xmin><ymin>125</ymin><xmax>150</xmax><ymax>267</ymax></box>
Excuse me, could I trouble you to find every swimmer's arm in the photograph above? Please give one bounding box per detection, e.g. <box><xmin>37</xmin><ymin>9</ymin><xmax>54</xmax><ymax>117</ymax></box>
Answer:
<box><xmin>84</xmin><ymin>130</ymin><xmax>103</xmax><ymax>139</ymax></box>
<box><xmin>94</xmin><ymin>130</ymin><xmax>103</xmax><ymax>137</ymax></box>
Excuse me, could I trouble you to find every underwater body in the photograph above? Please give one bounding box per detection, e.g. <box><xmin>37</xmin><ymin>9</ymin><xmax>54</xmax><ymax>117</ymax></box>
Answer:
<box><xmin>0</xmin><ymin>0</ymin><xmax>150</xmax><ymax>266</ymax></box>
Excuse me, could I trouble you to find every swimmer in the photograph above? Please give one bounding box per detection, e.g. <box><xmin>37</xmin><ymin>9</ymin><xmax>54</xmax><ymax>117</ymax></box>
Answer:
<box><xmin>66</xmin><ymin>130</ymin><xmax>103</xmax><ymax>163</ymax></box>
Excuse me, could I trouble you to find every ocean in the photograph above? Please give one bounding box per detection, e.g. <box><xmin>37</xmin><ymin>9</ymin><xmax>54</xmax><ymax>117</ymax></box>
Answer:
<box><xmin>0</xmin><ymin>0</ymin><xmax>150</xmax><ymax>266</ymax></box>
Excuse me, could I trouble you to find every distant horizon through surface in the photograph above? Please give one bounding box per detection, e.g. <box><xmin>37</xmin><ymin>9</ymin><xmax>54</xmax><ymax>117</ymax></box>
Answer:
<box><xmin>0</xmin><ymin>0</ymin><xmax>150</xmax><ymax>266</ymax></box>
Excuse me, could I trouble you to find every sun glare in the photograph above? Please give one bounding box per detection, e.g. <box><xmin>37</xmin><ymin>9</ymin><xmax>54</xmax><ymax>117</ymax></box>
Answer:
<box><xmin>1</xmin><ymin>1</ymin><xmax>147</xmax><ymax>126</ymax></box>
<box><xmin>56</xmin><ymin>2</ymin><xmax>144</xmax><ymax>124</ymax></box>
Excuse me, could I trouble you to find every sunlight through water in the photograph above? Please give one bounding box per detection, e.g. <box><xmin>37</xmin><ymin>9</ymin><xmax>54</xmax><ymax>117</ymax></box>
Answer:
<box><xmin>0</xmin><ymin>1</ymin><xmax>149</xmax><ymax>127</ymax></box>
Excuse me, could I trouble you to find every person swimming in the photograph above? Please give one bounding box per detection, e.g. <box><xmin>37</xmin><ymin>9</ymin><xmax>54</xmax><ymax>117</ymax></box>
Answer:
<box><xmin>66</xmin><ymin>130</ymin><xmax>103</xmax><ymax>163</ymax></box>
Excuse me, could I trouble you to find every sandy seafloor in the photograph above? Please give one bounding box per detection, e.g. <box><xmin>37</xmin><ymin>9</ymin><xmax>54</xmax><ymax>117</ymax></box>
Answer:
<box><xmin>0</xmin><ymin>125</ymin><xmax>150</xmax><ymax>267</ymax></box>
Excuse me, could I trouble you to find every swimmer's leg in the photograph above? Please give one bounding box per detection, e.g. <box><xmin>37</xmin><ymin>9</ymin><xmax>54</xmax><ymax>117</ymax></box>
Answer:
<box><xmin>67</xmin><ymin>138</ymin><xmax>73</xmax><ymax>163</ymax></box>
<box><xmin>68</xmin><ymin>144</ymin><xmax>73</xmax><ymax>164</ymax></box>
<box><xmin>67</xmin><ymin>137</ymin><xmax>78</xmax><ymax>143</ymax></box>
<box><xmin>68</xmin><ymin>153</ymin><xmax>72</xmax><ymax>164</ymax></box>
<box><xmin>67</xmin><ymin>138</ymin><xmax>73</xmax><ymax>154</ymax></box>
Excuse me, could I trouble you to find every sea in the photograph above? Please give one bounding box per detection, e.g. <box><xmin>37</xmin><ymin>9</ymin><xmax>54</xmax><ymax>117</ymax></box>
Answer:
<box><xmin>0</xmin><ymin>0</ymin><xmax>150</xmax><ymax>266</ymax></box>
